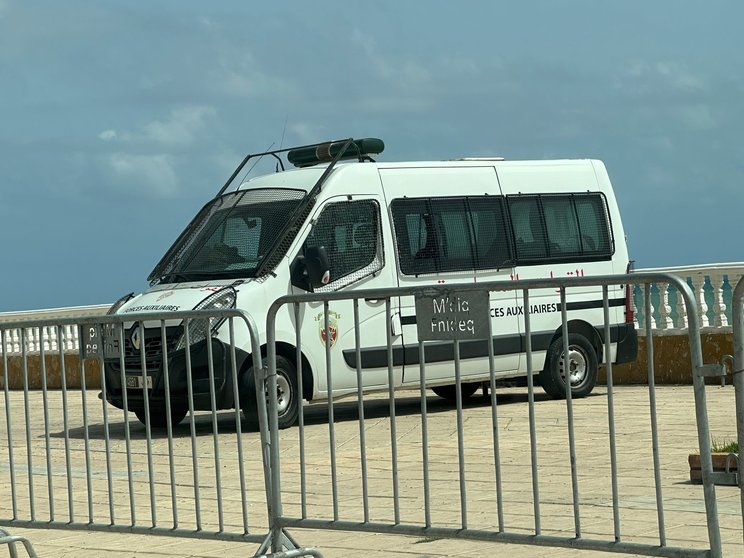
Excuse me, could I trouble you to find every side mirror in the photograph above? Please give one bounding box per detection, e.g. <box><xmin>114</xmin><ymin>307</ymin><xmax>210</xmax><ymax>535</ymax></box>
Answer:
<box><xmin>305</xmin><ymin>246</ymin><xmax>331</xmax><ymax>288</ymax></box>
<box><xmin>291</xmin><ymin>246</ymin><xmax>331</xmax><ymax>291</ymax></box>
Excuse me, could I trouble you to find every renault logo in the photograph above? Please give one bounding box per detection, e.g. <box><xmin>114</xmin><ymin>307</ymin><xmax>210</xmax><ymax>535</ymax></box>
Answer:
<box><xmin>130</xmin><ymin>326</ymin><xmax>142</xmax><ymax>351</ymax></box>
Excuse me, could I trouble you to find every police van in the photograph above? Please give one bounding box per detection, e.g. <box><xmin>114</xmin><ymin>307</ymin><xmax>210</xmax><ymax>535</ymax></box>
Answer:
<box><xmin>103</xmin><ymin>138</ymin><xmax>637</xmax><ymax>428</ymax></box>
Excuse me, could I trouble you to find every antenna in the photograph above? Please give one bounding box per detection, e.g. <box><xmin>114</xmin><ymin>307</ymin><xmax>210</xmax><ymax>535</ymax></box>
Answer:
<box><xmin>279</xmin><ymin>115</ymin><xmax>288</xmax><ymax>150</ymax></box>
<box><xmin>238</xmin><ymin>141</ymin><xmax>275</xmax><ymax>186</ymax></box>
<box><xmin>277</xmin><ymin>116</ymin><xmax>288</xmax><ymax>172</ymax></box>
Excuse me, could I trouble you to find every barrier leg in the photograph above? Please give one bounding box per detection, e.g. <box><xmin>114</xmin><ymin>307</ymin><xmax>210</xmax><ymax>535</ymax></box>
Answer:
<box><xmin>256</xmin><ymin>548</ymin><xmax>325</xmax><ymax>558</ymax></box>
<box><xmin>0</xmin><ymin>528</ymin><xmax>38</xmax><ymax>558</ymax></box>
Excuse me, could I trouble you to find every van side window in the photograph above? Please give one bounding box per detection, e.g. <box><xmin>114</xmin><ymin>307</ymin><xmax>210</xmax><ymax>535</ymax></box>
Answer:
<box><xmin>507</xmin><ymin>193</ymin><xmax>613</xmax><ymax>264</ymax></box>
<box><xmin>391</xmin><ymin>196</ymin><xmax>511</xmax><ymax>275</ymax></box>
<box><xmin>574</xmin><ymin>195</ymin><xmax>612</xmax><ymax>254</ymax></box>
<box><xmin>305</xmin><ymin>200</ymin><xmax>382</xmax><ymax>289</ymax></box>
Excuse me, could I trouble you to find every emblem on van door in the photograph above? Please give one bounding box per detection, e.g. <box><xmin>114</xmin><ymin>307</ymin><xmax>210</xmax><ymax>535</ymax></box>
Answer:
<box><xmin>315</xmin><ymin>311</ymin><xmax>340</xmax><ymax>348</ymax></box>
<box><xmin>130</xmin><ymin>326</ymin><xmax>142</xmax><ymax>351</ymax></box>
<box><xmin>156</xmin><ymin>290</ymin><xmax>175</xmax><ymax>301</ymax></box>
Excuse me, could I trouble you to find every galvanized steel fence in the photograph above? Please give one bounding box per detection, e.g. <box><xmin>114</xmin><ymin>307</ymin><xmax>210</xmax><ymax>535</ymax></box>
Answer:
<box><xmin>1</xmin><ymin>273</ymin><xmax>740</xmax><ymax>557</ymax></box>
<box><xmin>0</xmin><ymin>308</ymin><xmax>305</xmax><ymax>557</ymax></box>
<box><xmin>731</xmin><ymin>276</ymin><xmax>744</xmax><ymax>549</ymax></box>
<box><xmin>265</xmin><ymin>273</ymin><xmax>726</xmax><ymax>557</ymax></box>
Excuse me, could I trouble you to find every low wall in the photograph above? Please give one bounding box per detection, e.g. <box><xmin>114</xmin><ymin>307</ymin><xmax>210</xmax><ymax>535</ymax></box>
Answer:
<box><xmin>603</xmin><ymin>331</ymin><xmax>733</xmax><ymax>385</ymax></box>
<box><xmin>0</xmin><ymin>354</ymin><xmax>101</xmax><ymax>390</ymax></box>
<box><xmin>1</xmin><ymin>332</ymin><xmax>735</xmax><ymax>390</ymax></box>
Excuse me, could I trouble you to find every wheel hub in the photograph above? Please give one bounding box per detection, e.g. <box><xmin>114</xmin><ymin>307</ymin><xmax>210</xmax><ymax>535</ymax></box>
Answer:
<box><xmin>558</xmin><ymin>346</ymin><xmax>587</xmax><ymax>387</ymax></box>
<box><xmin>265</xmin><ymin>373</ymin><xmax>291</xmax><ymax>415</ymax></box>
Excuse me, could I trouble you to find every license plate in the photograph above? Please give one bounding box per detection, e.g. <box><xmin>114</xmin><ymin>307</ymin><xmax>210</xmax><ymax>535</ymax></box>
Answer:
<box><xmin>125</xmin><ymin>375</ymin><xmax>153</xmax><ymax>389</ymax></box>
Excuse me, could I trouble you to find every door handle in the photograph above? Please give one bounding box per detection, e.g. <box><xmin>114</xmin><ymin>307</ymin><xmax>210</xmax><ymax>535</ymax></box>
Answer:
<box><xmin>390</xmin><ymin>313</ymin><xmax>402</xmax><ymax>336</ymax></box>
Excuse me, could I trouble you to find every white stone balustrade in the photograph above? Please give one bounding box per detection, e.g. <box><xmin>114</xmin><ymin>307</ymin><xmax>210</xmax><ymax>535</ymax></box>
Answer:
<box><xmin>1</xmin><ymin>262</ymin><xmax>742</xmax><ymax>354</ymax></box>
<box><xmin>0</xmin><ymin>304</ymin><xmax>110</xmax><ymax>356</ymax></box>
<box><xmin>632</xmin><ymin>263</ymin><xmax>744</xmax><ymax>335</ymax></box>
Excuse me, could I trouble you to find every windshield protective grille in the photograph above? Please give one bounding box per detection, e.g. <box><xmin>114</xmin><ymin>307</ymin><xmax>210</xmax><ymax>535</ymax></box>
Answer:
<box><xmin>149</xmin><ymin>188</ymin><xmax>306</xmax><ymax>282</ymax></box>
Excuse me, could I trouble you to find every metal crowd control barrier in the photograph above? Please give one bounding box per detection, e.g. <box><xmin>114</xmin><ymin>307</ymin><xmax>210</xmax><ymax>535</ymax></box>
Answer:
<box><xmin>265</xmin><ymin>273</ymin><xmax>725</xmax><ymax>557</ymax></box>
<box><xmin>731</xmin><ymin>276</ymin><xmax>744</xmax><ymax>549</ymax></box>
<box><xmin>0</xmin><ymin>308</ymin><xmax>300</xmax><ymax>557</ymax></box>
<box><xmin>0</xmin><ymin>526</ymin><xmax>37</xmax><ymax>557</ymax></box>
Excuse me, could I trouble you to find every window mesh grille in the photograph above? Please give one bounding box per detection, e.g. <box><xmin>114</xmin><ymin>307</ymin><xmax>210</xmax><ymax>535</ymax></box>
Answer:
<box><xmin>150</xmin><ymin>188</ymin><xmax>306</xmax><ymax>281</ymax></box>
<box><xmin>305</xmin><ymin>200</ymin><xmax>383</xmax><ymax>290</ymax></box>
<box><xmin>392</xmin><ymin>192</ymin><xmax>613</xmax><ymax>275</ymax></box>
<box><xmin>507</xmin><ymin>193</ymin><xmax>613</xmax><ymax>264</ymax></box>
<box><xmin>392</xmin><ymin>196</ymin><xmax>511</xmax><ymax>275</ymax></box>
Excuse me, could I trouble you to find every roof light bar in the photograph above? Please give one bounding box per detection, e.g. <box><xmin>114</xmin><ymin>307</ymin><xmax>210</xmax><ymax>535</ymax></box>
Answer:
<box><xmin>287</xmin><ymin>137</ymin><xmax>384</xmax><ymax>168</ymax></box>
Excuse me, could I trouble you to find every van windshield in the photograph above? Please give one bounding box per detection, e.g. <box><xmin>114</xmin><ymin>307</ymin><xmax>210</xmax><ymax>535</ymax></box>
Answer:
<box><xmin>150</xmin><ymin>188</ymin><xmax>307</xmax><ymax>283</ymax></box>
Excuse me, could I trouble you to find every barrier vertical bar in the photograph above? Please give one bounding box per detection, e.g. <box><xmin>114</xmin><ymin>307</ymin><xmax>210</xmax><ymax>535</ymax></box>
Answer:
<box><xmin>644</xmin><ymin>284</ymin><xmax>666</xmax><ymax>546</ymax></box>
<box><xmin>523</xmin><ymin>289</ymin><xmax>539</xmax><ymax>535</ymax></box>
<box><xmin>58</xmin><ymin>325</ymin><xmax>73</xmax><ymax>522</ymax></box>
<box><xmin>21</xmin><ymin>329</ymin><xmax>35</xmax><ymax>521</ymax></box>
<box><xmin>486</xmin><ymin>295</ymin><xmax>505</xmax><ymax>533</ymax></box>
<box><xmin>160</xmin><ymin>321</ymin><xmax>178</xmax><ymax>529</ymax></box>
<box><xmin>39</xmin><ymin>331</ymin><xmax>54</xmax><ymax>521</ymax></box>
<box><xmin>294</xmin><ymin>303</ymin><xmax>307</xmax><ymax>520</ymax></box>
<box><xmin>353</xmin><ymin>299</ymin><xmax>370</xmax><ymax>523</ymax></box>
<box><xmin>453</xmin><ymin>339</ymin><xmax>468</xmax><ymax>529</ymax></box>
<box><xmin>139</xmin><ymin>319</ymin><xmax>157</xmax><ymax>527</ymax></box>
<box><xmin>227</xmin><ymin>318</ymin><xmax>249</xmax><ymax>534</ymax></box>
<box><xmin>79</xmin><ymin>339</ymin><xmax>94</xmax><ymax>524</ymax></box>
<box><xmin>560</xmin><ymin>287</ymin><xmax>581</xmax><ymax>537</ymax></box>
<box><xmin>266</xmin><ymin>305</ymin><xmax>284</xmax><ymax>554</ymax></box>
<box><xmin>116</xmin><ymin>323</ymin><xmax>136</xmax><ymax>525</ymax></box>
<box><xmin>602</xmin><ymin>286</ymin><xmax>621</xmax><ymax>542</ymax></box>
<box><xmin>386</xmin><ymin>298</ymin><xmax>400</xmax><ymax>525</ymax></box>
<box><xmin>2</xmin><ymin>330</ymin><xmax>18</xmax><ymax>520</ymax></box>
<box><xmin>418</xmin><ymin>340</ymin><xmax>431</xmax><ymax>528</ymax></box>
<box><xmin>96</xmin><ymin>332</ymin><xmax>115</xmax><ymax>526</ymax></box>
<box><xmin>731</xmin><ymin>276</ymin><xmax>744</xmax><ymax>548</ymax></box>
<box><xmin>205</xmin><ymin>327</ymin><xmax>225</xmax><ymax>532</ymax></box>
<box><xmin>183</xmin><ymin>321</ymin><xmax>202</xmax><ymax>531</ymax></box>
<box><xmin>670</xmin><ymin>276</ymin><xmax>722</xmax><ymax>557</ymax></box>
<box><xmin>323</xmin><ymin>302</ymin><xmax>339</xmax><ymax>521</ymax></box>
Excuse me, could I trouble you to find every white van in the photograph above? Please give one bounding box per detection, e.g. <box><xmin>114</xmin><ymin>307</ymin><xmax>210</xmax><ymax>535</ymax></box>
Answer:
<box><xmin>103</xmin><ymin>138</ymin><xmax>637</xmax><ymax>428</ymax></box>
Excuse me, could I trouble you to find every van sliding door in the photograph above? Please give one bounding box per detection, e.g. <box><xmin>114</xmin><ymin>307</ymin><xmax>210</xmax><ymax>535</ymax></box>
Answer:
<box><xmin>380</xmin><ymin>166</ymin><xmax>520</xmax><ymax>387</ymax></box>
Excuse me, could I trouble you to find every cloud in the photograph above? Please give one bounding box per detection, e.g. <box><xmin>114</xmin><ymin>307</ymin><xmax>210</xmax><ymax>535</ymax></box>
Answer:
<box><xmin>142</xmin><ymin>105</ymin><xmax>216</xmax><ymax>146</ymax></box>
<box><xmin>105</xmin><ymin>153</ymin><xmax>178</xmax><ymax>198</ymax></box>
<box><xmin>675</xmin><ymin>104</ymin><xmax>717</xmax><ymax>130</ymax></box>
<box><xmin>618</xmin><ymin>61</ymin><xmax>707</xmax><ymax>97</ymax></box>
<box><xmin>98</xmin><ymin>105</ymin><xmax>216</xmax><ymax>147</ymax></box>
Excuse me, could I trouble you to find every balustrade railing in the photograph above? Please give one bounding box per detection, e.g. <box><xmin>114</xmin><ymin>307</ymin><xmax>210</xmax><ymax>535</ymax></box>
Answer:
<box><xmin>0</xmin><ymin>304</ymin><xmax>110</xmax><ymax>355</ymax></box>
<box><xmin>0</xmin><ymin>263</ymin><xmax>741</xmax><ymax>354</ymax></box>
<box><xmin>632</xmin><ymin>263</ymin><xmax>744</xmax><ymax>335</ymax></box>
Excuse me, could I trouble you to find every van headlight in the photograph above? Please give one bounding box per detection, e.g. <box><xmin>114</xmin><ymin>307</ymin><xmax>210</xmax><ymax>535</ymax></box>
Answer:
<box><xmin>175</xmin><ymin>286</ymin><xmax>237</xmax><ymax>351</ymax></box>
<box><xmin>107</xmin><ymin>292</ymin><xmax>134</xmax><ymax>315</ymax></box>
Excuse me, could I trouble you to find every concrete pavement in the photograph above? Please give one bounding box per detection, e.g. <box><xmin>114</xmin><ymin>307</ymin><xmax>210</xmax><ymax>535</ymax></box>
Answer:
<box><xmin>1</xmin><ymin>384</ymin><xmax>743</xmax><ymax>557</ymax></box>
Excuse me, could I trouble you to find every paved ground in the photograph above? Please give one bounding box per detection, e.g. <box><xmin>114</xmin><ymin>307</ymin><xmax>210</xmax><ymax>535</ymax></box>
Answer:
<box><xmin>1</xmin><ymin>384</ymin><xmax>743</xmax><ymax>557</ymax></box>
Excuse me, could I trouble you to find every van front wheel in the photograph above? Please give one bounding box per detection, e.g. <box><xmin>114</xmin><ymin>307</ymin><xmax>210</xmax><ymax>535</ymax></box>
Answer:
<box><xmin>539</xmin><ymin>334</ymin><xmax>597</xmax><ymax>399</ymax></box>
<box><xmin>240</xmin><ymin>355</ymin><xmax>299</xmax><ymax>430</ymax></box>
<box><xmin>432</xmin><ymin>382</ymin><xmax>480</xmax><ymax>402</ymax></box>
<box><xmin>134</xmin><ymin>404</ymin><xmax>188</xmax><ymax>429</ymax></box>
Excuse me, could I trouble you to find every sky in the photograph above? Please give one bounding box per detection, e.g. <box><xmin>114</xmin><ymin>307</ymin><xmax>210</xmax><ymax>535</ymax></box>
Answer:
<box><xmin>0</xmin><ymin>0</ymin><xmax>742</xmax><ymax>311</ymax></box>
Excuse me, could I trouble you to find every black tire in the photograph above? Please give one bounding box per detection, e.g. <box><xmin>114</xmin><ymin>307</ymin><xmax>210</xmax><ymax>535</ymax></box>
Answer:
<box><xmin>432</xmin><ymin>382</ymin><xmax>480</xmax><ymax>402</ymax></box>
<box><xmin>539</xmin><ymin>333</ymin><xmax>598</xmax><ymax>399</ymax></box>
<box><xmin>240</xmin><ymin>355</ymin><xmax>299</xmax><ymax>430</ymax></box>
<box><xmin>134</xmin><ymin>404</ymin><xmax>188</xmax><ymax>428</ymax></box>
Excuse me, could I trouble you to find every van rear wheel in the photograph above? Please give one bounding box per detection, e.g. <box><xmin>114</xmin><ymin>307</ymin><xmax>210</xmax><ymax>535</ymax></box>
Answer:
<box><xmin>432</xmin><ymin>382</ymin><xmax>480</xmax><ymax>402</ymax></box>
<box><xmin>539</xmin><ymin>333</ymin><xmax>597</xmax><ymax>399</ymax></box>
<box><xmin>240</xmin><ymin>355</ymin><xmax>299</xmax><ymax>430</ymax></box>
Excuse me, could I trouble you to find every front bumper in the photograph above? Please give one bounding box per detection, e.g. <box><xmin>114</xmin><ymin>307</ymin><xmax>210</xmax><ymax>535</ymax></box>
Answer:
<box><xmin>103</xmin><ymin>335</ymin><xmax>248</xmax><ymax>413</ymax></box>
<box><xmin>614</xmin><ymin>323</ymin><xmax>638</xmax><ymax>365</ymax></box>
